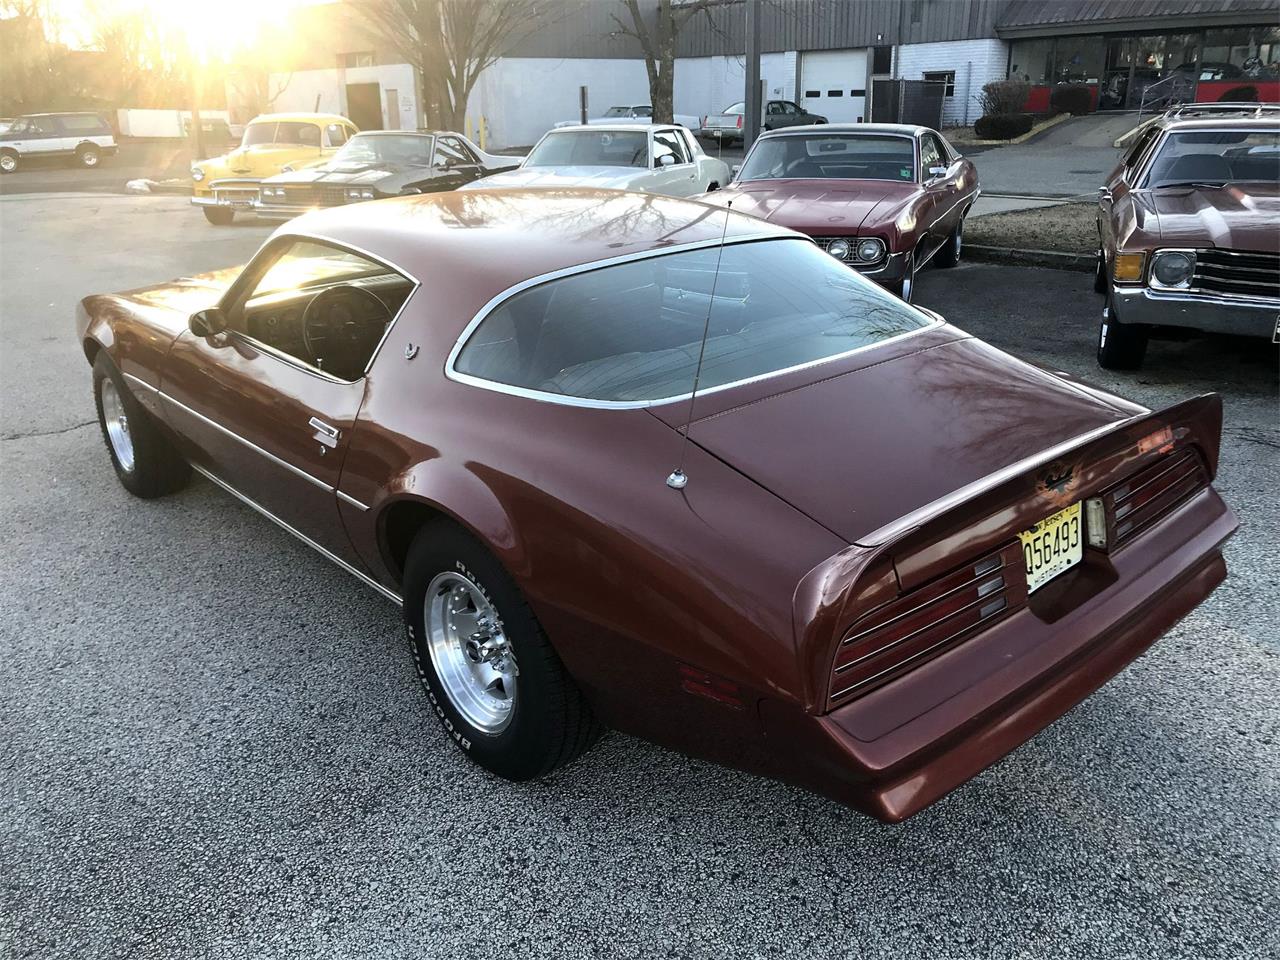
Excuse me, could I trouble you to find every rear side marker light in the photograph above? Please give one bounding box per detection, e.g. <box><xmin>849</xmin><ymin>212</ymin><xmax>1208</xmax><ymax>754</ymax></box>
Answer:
<box><xmin>1085</xmin><ymin>497</ymin><xmax>1108</xmax><ymax>548</ymax></box>
<box><xmin>679</xmin><ymin>664</ymin><xmax>745</xmax><ymax>709</ymax></box>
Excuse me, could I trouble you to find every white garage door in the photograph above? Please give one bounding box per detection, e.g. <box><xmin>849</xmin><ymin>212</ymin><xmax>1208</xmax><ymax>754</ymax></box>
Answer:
<box><xmin>800</xmin><ymin>49</ymin><xmax>869</xmax><ymax>124</ymax></box>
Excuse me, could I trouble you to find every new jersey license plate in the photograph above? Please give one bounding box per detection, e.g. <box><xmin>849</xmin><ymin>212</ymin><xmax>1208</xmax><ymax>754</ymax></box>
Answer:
<box><xmin>1019</xmin><ymin>501</ymin><xmax>1083</xmax><ymax>593</ymax></box>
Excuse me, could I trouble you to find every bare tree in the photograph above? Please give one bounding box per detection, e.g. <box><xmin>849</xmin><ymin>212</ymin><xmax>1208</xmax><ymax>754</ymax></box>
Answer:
<box><xmin>611</xmin><ymin>0</ymin><xmax>725</xmax><ymax>123</ymax></box>
<box><xmin>359</xmin><ymin>0</ymin><xmax>551</xmax><ymax>131</ymax></box>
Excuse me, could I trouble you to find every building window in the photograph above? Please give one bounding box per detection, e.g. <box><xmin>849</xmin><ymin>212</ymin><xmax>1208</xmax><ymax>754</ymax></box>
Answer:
<box><xmin>341</xmin><ymin>51</ymin><xmax>375</xmax><ymax>69</ymax></box>
<box><xmin>923</xmin><ymin>70</ymin><xmax>955</xmax><ymax>97</ymax></box>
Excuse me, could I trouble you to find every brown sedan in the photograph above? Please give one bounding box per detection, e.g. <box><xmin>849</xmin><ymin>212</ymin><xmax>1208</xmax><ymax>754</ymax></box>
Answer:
<box><xmin>77</xmin><ymin>190</ymin><xmax>1236</xmax><ymax>822</ymax></box>
<box><xmin>702</xmin><ymin>123</ymin><xmax>979</xmax><ymax>302</ymax></box>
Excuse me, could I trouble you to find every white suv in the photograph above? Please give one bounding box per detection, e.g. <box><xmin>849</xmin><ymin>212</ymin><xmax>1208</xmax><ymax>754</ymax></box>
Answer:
<box><xmin>0</xmin><ymin>112</ymin><xmax>118</xmax><ymax>174</ymax></box>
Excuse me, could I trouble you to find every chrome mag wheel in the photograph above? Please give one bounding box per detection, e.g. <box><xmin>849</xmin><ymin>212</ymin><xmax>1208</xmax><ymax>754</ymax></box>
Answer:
<box><xmin>0</xmin><ymin>154</ymin><xmax>16</xmax><ymax>173</ymax></box>
<box><xmin>99</xmin><ymin>377</ymin><xmax>135</xmax><ymax>472</ymax></box>
<box><xmin>424</xmin><ymin>571</ymin><xmax>518</xmax><ymax>734</ymax></box>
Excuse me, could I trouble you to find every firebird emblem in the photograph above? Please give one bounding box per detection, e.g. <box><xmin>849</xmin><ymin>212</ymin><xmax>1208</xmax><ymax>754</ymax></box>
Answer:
<box><xmin>1037</xmin><ymin>463</ymin><xmax>1077</xmax><ymax>503</ymax></box>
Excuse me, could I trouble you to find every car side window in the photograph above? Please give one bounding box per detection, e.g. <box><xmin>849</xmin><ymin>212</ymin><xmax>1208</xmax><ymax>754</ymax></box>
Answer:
<box><xmin>26</xmin><ymin>117</ymin><xmax>56</xmax><ymax>135</ymax></box>
<box><xmin>226</xmin><ymin>240</ymin><xmax>413</xmax><ymax>381</ymax></box>
<box><xmin>434</xmin><ymin>137</ymin><xmax>471</xmax><ymax>167</ymax></box>
<box><xmin>1123</xmin><ymin>128</ymin><xmax>1159</xmax><ymax>175</ymax></box>
<box><xmin>782</xmin><ymin>102</ymin><xmax>801</xmax><ymax>115</ymax></box>
<box><xmin>767</xmin><ymin>102</ymin><xmax>785</xmax><ymax>116</ymax></box>
<box><xmin>652</xmin><ymin>130</ymin><xmax>690</xmax><ymax>166</ymax></box>
<box><xmin>325</xmin><ymin>123</ymin><xmax>349</xmax><ymax>147</ymax></box>
<box><xmin>58</xmin><ymin>115</ymin><xmax>109</xmax><ymax>135</ymax></box>
<box><xmin>439</xmin><ymin>136</ymin><xmax>477</xmax><ymax>163</ymax></box>
<box><xmin>920</xmin><ymin>135</ymin><xmax>944</xmax><ymax>177</ymax></box>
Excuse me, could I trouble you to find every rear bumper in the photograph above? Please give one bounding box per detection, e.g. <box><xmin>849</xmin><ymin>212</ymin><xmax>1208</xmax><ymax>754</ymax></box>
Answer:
<box><xmin>1111</xmin><ymin>284</ymin><xmax>1279</xmax><ymax>339</ymax></box>
<box><xmin>700</xmin><ymin>127</ymin><xmax>741</xmax><ymax>141</ymax></box>
<box><xmin>761</xmin><ymin>485</ymin><xmax>1236</xmax><ymax>822</ymax></box>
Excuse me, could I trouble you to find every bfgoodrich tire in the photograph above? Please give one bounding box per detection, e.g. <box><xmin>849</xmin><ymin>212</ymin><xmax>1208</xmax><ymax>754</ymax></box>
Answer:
<box><xmin>92</xmin><ymin>353</ymin><xmax>191</xmax><ymax>498</ymax></box>
<box><xmin>1097</xmin><ymin>296</ymin><xmax>1149</xmax><ymax>370</ymax></box>
<box><xmin>402</xmin><ymin>523</ymin><xmax>603</xmax><ymax>780</ymax></box>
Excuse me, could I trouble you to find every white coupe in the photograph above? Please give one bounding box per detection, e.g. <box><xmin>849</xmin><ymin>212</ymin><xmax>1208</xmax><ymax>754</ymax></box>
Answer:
<box><xmin>460</xmin><ymin>124</ymin><xmax>731</xmax><ymax>198</ymax></box>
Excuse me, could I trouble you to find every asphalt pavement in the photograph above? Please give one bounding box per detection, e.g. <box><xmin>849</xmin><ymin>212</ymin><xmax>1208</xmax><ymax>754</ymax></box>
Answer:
<box><xmin>1</xmin><ymin>194</ymin><xmax>1277</xmax><ymax>960</ymax></box>
<box><xmin>0</xmin><ymin>140</ymin><xmax>204</xmax><ymax>197</ymax></box>
<box><xmin>966</xmin><ymin>112</ymin><xmax>1136</xmax><ymax>198</ymax></box>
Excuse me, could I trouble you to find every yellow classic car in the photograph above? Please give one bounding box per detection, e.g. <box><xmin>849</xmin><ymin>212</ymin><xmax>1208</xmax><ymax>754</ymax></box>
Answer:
<box><xmin>190</xmin><ymin>112</ymin><xmax>358</xmax><ymax>225</ymax></box>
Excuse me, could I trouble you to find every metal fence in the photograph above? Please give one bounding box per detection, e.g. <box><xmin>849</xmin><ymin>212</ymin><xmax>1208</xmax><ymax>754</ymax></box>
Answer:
<box><xmin>869</xmin><ymin>79</ymin><xmax>947</xmax><ymax>128</ymax></box>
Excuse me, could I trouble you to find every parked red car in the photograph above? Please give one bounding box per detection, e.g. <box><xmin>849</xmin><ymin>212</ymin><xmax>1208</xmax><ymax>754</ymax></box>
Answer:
<box><xmin>77</xmin><ymin>190</ymin><xmax>1235</xmax><ymax>822</ymax></box>
<box><xmin>1096</xmin><ymin>104</ymin><xmax>1280</xmax><ymax>368</ymax></box>
<box><xmin>702</xmin><ymin>123</ymin><xmax>979</xmax><ymax>301</ymax></box>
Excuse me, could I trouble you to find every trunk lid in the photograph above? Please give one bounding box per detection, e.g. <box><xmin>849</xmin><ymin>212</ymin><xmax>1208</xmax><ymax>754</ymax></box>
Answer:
<box><xmin>679</xmin><ymin>337</ymin><xmax>1135</xmax><ymax>545</ymax></box>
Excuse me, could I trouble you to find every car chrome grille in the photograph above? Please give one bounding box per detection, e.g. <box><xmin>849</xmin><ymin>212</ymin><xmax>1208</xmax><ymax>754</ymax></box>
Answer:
<box><xmin>1190</xmin><ymin>248</ymin><xmax>1280</xmax><ymax>301</ymax></box>
<box><xmin>827</xmin><ymin>542</ymin><xmax>1027</xmax><ymax>707</ymax></box>
<box><xmin>1102</xmin><ymin>448</ymin><xmax>1208</xmax><ymax>547</ymax></box>
<box><xmin>277</xmin><ymin>185</ymin><xmax>347</xmax><ymax>207</ymax></box>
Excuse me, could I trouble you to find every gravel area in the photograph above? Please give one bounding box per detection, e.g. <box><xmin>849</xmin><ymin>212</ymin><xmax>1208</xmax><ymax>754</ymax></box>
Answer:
<box><xmin>2</xmin><ymin>195</ymin><xmax>1277</xmax><ymax>960</ymax></box>
<box><xmin>967</xmin><ymin>201</ymin><xmax>1097</xmax><ymax>253</ymax></box>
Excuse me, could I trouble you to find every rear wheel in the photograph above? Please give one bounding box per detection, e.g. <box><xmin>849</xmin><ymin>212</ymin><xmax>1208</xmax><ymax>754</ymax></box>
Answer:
<box><xmin>76</xmin><ymin>144</ymin><xmax>101</xmax><ymax>168</ymax></box>
<box><xmin>1097</xmin><ymin>296</ymin><xmax>1149</xmax><ymax>370</ymax></box>
<box><xmin>0</xmin><ymin>150</ymin><xmax>17</xmax><ymax>174</ymax></box>
<box><xmin>202</xmin><ymin>206</ymin><xmax>234</xmax><ymax>226</ymax></box>
<box><xmin>93</xmin><ymin>353</ymin><xmax>191</xmax><ymax>498</ymax></box>
<box><xmin>402</xmin><ymin>523</ymin><xmax>603</xmax><ymax>780</ymax></box>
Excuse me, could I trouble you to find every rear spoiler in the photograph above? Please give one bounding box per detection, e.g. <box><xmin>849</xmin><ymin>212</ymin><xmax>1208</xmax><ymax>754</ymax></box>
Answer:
<box><xmin>791</xmin><ymin>394</ymin><xmax>1223</xmax><ymax>709</ymax></box>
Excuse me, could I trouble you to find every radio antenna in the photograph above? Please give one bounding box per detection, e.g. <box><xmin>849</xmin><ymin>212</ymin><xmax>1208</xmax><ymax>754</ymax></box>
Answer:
<box><xmin>666</xmin><ymin>200</ymin><xmax>733</xmax><ymax>491</ymax></box>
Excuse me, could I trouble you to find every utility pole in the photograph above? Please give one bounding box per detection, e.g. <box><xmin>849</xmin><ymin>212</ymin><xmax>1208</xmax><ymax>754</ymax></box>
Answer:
<box><xmin>744</xmin><ymin>0</ymin><xmax>761</xmax><ymax>149</ymax></box>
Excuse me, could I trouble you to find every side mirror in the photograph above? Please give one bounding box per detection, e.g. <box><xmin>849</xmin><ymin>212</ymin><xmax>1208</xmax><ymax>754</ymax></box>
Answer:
<box><xmin>189</xmin><ymin>307</ymin><xmax>227</xmax><ymax>338</ymax></box>
<box><xmin>658</xmin><ymin>154</ymin><xmax>677</xmax><ymax>167</ymax></box>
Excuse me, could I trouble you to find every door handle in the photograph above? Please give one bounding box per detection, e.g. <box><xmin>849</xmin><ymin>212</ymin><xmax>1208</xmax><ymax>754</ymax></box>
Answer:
<box><xmin>309</xmin><ymin>417</ymin><xmax>340</xmax><ymax>448</ymax></box>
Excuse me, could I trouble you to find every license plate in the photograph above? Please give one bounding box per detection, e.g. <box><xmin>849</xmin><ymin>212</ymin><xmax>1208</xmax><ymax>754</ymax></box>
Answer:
<box><xmin>1019</xmin><ymin>501</ymin><xmax>1083</xmax><ymax>593</ymax></box>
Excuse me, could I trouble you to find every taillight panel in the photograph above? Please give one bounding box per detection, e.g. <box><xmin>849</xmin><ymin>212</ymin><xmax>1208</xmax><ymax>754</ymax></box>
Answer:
<box><xmin>1103</xmin><ymin>448</ymin><xmax>1207</xmax><ymax>547</ymax></box>
<box><xmin>828</xmin><ymin>543</ymin><xmax>1027</xmax><ymax>707</ymax></box>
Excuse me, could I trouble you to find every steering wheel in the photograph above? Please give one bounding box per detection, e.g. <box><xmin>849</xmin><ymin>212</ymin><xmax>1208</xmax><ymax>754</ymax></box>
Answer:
<box><xmin>300</xmin><ymin>284</ymin><xmax>392</xmax><ymax>379</ymax></box>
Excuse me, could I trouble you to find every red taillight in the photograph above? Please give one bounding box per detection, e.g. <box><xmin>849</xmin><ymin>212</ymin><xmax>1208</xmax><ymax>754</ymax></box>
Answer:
<box><xmin>828</xmin><ymin>544</ymin><xmax>1026</xmax><ymax>707</ymax></box>
<box><xmin>1103</xmin><ymin>448</ymin><xmax>1207</xmax><ymax>545</ymax></box>
<box><xmin>736</xmin><ymin>114</ymin><xmax>743</xmax><ymax>129</ymax></box>
<box><xmin>701</xmin><ymin>115</ymin><xmax>707</xmax><ymax>127</ymax></box>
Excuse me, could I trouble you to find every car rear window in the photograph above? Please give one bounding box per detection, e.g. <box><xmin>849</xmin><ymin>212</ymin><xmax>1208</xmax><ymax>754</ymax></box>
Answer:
<box><xmin>58</xmin><ymin>114</ymin><xmax>109</xmax><ymax>134</ymax></box>
<box><xmin>740</xmin><ymin>134</ymin><xmax>916</xmax><ymax>182</ymax></box>
<box><xmin>452</xmin><ymin>238</ymin><xmax>931</xmax><ymax>404</ymax></box>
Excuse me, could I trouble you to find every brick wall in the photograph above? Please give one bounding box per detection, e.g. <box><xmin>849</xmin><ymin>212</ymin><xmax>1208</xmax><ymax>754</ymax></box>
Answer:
<box><xmin>895</xmin><ymin>39</ymin><xmax>1009</xmax><ymax>127</ymax></box>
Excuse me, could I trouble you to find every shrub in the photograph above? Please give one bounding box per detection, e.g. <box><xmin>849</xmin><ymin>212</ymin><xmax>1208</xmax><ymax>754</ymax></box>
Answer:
<box><xmin>1218</xmin><ymin>85</ymin><xmax>1259</xmax><ymax>102</ymax></box>
<box><xmin>978</xmin><ymin>79</ymin><xmax>1031</xmax><ymax>116</ymax></box>
<box><xmin>1050</xmin><ymin>83</ymin><xmax>1093</xmax><ymax>115</ymax></box>
<box><xmin>974</xmin><ymin>113</ymin><xmax>1035</xmax><ymax>140</ymax></box>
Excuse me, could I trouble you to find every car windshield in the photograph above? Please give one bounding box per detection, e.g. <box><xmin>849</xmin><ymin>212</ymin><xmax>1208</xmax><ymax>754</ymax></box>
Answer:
<box><xmin>241</xmin><ymin>123</ymin><xmax>276</xmax><ymax>147</ymax></box>
<box><xmin>738</xmin><ymin>134</ymin><xmax>916</xmax><ymax>182</ymax></box>
<box><xmin>1143</xmin><ymin>130</ymin><xmax>1280</xmax><ymax>187</ymax></box>
<box><xmin>603</xmin><ymin>107</ymin><xmax>632</xmax><ymax>117</ymax></box>
<box><xmin>453</xmin><ymin>238</ymin><xmax>931</xmax><ymax>403</ymax></box>
<box><xmin>525</xmin><ymin>130</ymin><xmax>649</xmax><ymax>168</ymax></box>
<box><xmin>241</xmin><ymin>122</ymin><xmax>321</xmax><ymax>148</ymax></box>
<box><xmin>333</xmin><ymin>134</ymin><xmax>433</xmax><ymax>165</ymax></box>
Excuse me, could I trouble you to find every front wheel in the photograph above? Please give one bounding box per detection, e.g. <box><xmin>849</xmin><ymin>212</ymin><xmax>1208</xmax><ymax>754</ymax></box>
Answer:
<box><xmin>202</xmin><ymin>206</ymin><xmax>234</xmax><ymax>226</ymax></box>
<box><xmin>93</xmin><ymin>353</ymin><xmax>191</xmax><ymax>498</ymax></box>
<box><xmin>76</xmin><ymin>144</ymin><xmax>101</xmax><ymax>168</ymax></box>
<box><xmin>0</xmin><ymin>150</ymin><xmax>17</xmax><ymax>174</ymax></box>
<box><xmin>1094</xmin><ymin>249</ymin><xmax>1108</xmax><ymax>293</ymax></box>
<box><xmin>935</xmin><ymin>217</ymin><xmax>964</xmax><ymax>268</ymax></box>
<box><xmin>888</xmin><ymin>250</ymin><xmax>917</xmax><ymax>303</ymax></box>
<box><xmin>402</xmin><ymin>523</ymin><xmax>603</xmax><ymax>781</ymax></box>
<box><xmin>1097</xmin><ymin>297</ymin><xmax>1149</xmax><ymax>370</ymax></box>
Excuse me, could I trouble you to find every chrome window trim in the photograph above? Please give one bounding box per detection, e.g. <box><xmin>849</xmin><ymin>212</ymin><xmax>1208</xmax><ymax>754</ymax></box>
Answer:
<box><xmin>191</xmin><ymin>463</ymin><xmax>402</xmax><ymax>605</ymax></box>
<box><xmin>160</xmin><ymin>390</ymin><xmax>333</xmax><ymax>493</ymax></box>
<box><xmin>214</xmin><ymin>230</ymin><xmax>421</xmax><ymax>381</ymax></box>
<box><xmin>336</xmin><ymin>489</ymin><xmax>371</xmax><ymax>511</ymax></box>
<box><xmin>443</xmin><ymin>235</ymin><xmax>942</xmax><ymax>411</ymax></box>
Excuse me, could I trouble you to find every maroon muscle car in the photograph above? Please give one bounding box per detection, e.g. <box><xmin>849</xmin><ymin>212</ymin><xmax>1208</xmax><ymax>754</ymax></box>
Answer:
<box><xmin>701</xmin><ymin>123</ymin><xmax>979</xmax><ymax>302</ymax></box>
<box><xmin>1096</xmin><ymin>106</ymin><xmax>1280</xmax><ymax>369</ymax></box>
<box><xmin>77</xmin><ymin>190</ymin><xmax>1236</xmax><ymax>822</ymax></box>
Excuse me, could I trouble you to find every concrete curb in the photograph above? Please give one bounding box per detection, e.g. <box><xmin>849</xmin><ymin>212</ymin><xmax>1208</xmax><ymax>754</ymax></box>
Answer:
<box><xmin>966</xmin><ymin>243</ymin><xmax>1093</xmax><ymax>272</ymax></box>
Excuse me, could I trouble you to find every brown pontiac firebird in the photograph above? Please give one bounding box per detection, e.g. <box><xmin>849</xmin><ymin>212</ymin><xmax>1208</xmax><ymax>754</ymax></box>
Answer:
<box><xmin>77</xmin><ymin>190</ymin><xmax>1236</xmax><ymax>822</ymax></box>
